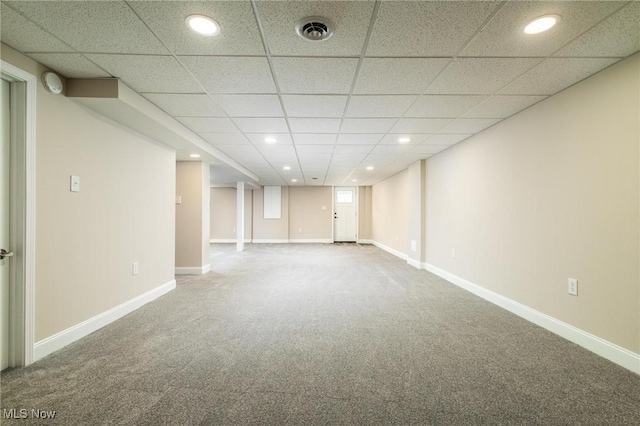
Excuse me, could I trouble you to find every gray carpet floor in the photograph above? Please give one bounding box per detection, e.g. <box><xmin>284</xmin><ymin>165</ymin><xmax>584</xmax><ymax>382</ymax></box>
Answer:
<box><xmin>1</xmin><ymin>243</ymin><xmax>639</xmax><ymax>425</ymax></box>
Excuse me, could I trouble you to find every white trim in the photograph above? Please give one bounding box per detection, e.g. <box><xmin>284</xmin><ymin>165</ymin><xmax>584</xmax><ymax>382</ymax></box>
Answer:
<box><xmin>357</xmin><ymin>239</ymin><xmax>373</xmax><ymax>244</ymax></box>
<box><xmin>371</xmin><ymin>240</ymin><xmax>408</xmax><ymax>261</ymax></box>
<box><xmin>407</xmin><ymin>258</ymin><xmax>421</xmax><ymax>269</ymax></box>
<box><xmin>175</xmin><ymin>264</ymin><xmax>211</xmax><ymax>275</ymax></box>
<box><xmin>251</xmin><ymin>239</ymin><xmax>290</xmax><ymax>244</ymax></box>
<box><xmin>33</xmin><ymin>280</ymin><xmax>176</xmax><ymax>361</ymax></box>
<box><xmin>423</xmin><ymin>263</ymin><xmax>640</xmax><ymax>374</ymax></box>
<box><xmin>209</xmin><ymin>239</ymin><xmax>251</xmax><ymax>244</ymax></box>
<box><xmin>289</xmin><ymin>239</ymin><xmax>333</xmax><ymax>244</ymax></box>
<box><xmin>2</xmin><ymin>60</ymin><xmax>36</xmax><ymax>367</ymax></box>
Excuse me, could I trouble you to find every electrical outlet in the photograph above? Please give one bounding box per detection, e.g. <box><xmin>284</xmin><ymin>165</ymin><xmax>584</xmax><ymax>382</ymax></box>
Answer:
<box><xmin>568</xmin><ymin>278</ymin><xmax>578</xmax><ymax>296</ymax></box>
<box><xmin>451</xmin><ymin>248</ymin><xmax>456</xmax><ymax>258</ymax></box>
<box><xmin>132</xmin><ymin>262</ymin><xmax>139</xmax><ymax>275</ymax></box>
<box><xmin>410</xmin><ymin>240</ymin><xmax>417</xmax><ymax>252</ymax></box>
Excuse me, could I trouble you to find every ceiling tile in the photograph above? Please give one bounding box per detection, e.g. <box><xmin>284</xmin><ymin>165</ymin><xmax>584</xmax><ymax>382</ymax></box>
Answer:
<box><xmin>27</xmin><ymin>53</ymin><xmax>111</xmax><ymax>78</ymax></box>
<box><xmin>292</xmin><ymin>134</ymin><xmax>337</xmax><ymax>145</ymax></box>
<box><xmin>272</xmin><ymin>58</ymin><xmax>359</xmax><ymax>94</ymax></box>
<box><xmin>331</xmin><ymin>153</ymin><xmax>368</xmax><ymax>164</ymax></box>
<box><xmin>176</xmin><ymin>117</ymin><xmax>237</xmax><ymax>133</ymax></box>
<box><xmin>463</xmin><ymin>95</ymin><xmax>547</xmax><ymax>118</ymax></box>
<box><xmin>289</xmin><ymin>118</ymin><xmax>341</xmax><ymax>133</ymax></box>
<box><xmin>232</xmin><ymin>118</ymin><xmax>289</xmax><ymax>133</ymax></box>
<box><xmin>144</xmin><ymin>94</ymin><xmax>226</xmax><ymax>117</ymax></box>
<box><xmin>366</xmin><ymin>1</ymin><xmax>499</xmax><ymax>57</ymax></box>
<box><xmin>423</xmin><ymin>134</ymin><xmax>472</xmax><ymax>146</ymax></box>
<box><xmin>440</xmin><ymin>119</ymin><xmax>500</xmax><ymax>134</ymax></box>
<box><xmin>378</xmin><ymin>134</ymin><xmax>430</xmax><ymax>145</ymax></box>
<box><xmin>390</xmin><ymin>119</ymin><xmax>452</xmax><ymax>134</ymax></box>
<box><xmin>461</xmin><ymin>1</ymin><xmax>625</xmax><ymax>58</ymax></box>
<box><xmin>296</xmin><ymin>145</ymin><xmax>335</xmax><ymax>155</ymax></box>
<box><xmin>246</xmin><ymin>134</ymin><xmax>293</xmax><ymax>145</ymax></box>
<box><xmin>180</xmin><ymin>56</ymin><xmax>276</xmax><ymax>94</ymax></box>
<box><xmin>341</xmin><ymin>119</ymin><xmax>396</xmax><ymax>134</ymax></box>
<box><xmin>499</xmin><ymin>58</ymin><xmax>619</xmax><ymax>96</ymax></box>
<box><xmin>556</xmin><ymin>2</ymin><xmax>640</xmax><ymax>58</ymax></box>
<box><xmin>257</xmin><ymin>144</ymin><xmax>297</xmax><ymax>160</ymax></box>
<box><xmin>128</xmin><ymin>1</ymin><xmax>264</xmax><ymax>55</ymax></box>
<box><xmin>346</xmin><ymin>96</ymin><xmax>416</xmax><ymax>118</ymax></box>
<box><xmin>0</xmin><ymin>5</ymin><xmax>74</xmax><ymax>53</ymax></box>
<box><xmin>334</xmin><ymin>145</ymin><xmax>374</xmax><ymax>154</ymax></box>
<box><xmin>354</xmin><ymin>58</ymin><xmax>450</xmax><ymax>94</ymax></box>
<box><xmin>86</xmin><ymin>54</ymin><xmax>203</xmax><ymax>93</ymax></box>
<box><xmin>370</xmin><ymin>145</ymin><xmax>413</xmax><ymax>155</ymax></box>
<box><xmin>255</xmin><ymin>1</ymin><xmax>375</xmax><ymax>56</ymax></box>
<box><xmin>199</xmin><ymin>133</ymin><xmax>250</xmax><ymax>145</ymax></box>
<box><xmin>282</xmin><ymin>95</ymin><xmax>348</xmax><ymax>118</ymax></box>
<box><xmin>6</xmin><ymin>1</ymin><xmax>168</xmax><ymax>54</ymax></box>
<box><xmin>412</xmin><ymin>145</ymin><xmax>451</xmax><ymax>155</ymax></box>
<box><xmin>212</xmin><ymin>95</ymin><xmax>283</xmax><ymax>117</ymax></box>
<box><xmin>427</xmin><ymin>58</ymin><xmax>541</xmax><ymax>95</ymax></box>
<box><xmin>406</xmin><ymin>95</ymin><xmax>487</xmax><ymax>118</ymax></box>
<box><xmin>336</xmin><ymin>134</ymin><xmax>384</xmax><ymax>145</ymax></box>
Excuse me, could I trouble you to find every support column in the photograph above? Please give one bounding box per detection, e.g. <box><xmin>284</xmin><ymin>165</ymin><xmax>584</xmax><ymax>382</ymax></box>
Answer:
<box><xmin>237</xmin><ymin>182</ymin><xmax>245</xmax><ymax>252</ymax></box>
<box><xmin>408</xmin><ymin>160</ymin><xmax>426</xmax><ymax>269</ymax></box>
<box><xmin>175</xmin><ymin>161</ymin><xmax>211</xmax><ymax>274</ymax></box>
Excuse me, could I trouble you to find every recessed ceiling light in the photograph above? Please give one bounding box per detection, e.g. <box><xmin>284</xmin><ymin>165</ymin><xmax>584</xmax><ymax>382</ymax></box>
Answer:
<box><xmin>264</xmin><ymin>137</ymin><xmax>277</xmax><ymax>143</ymax></box>
<box><xmin>366</xmin><ymin>166</ymin><xmax>374</xmax><ymax>171</ymax></box>
<box><xmin>398</xmin><ymin>137</ymin><xmax>411</xmax><ymax>143</ymax></box>
<box><xmin>291</xmin><ymin>179</ymin><xmax>298</xmax><ymax>182</ymax></box>
<box><xmin>189</xmin><ymin>153</ymin><xmax>201</xmax><ymax>158</ymax></box>
<box><xmin>186</xmin><ymin>15</ymin><xmax>221</xmax><ymax>36</ymax></box>
<box><xmin>352</xmin><ymin>179</ymin><xmax>358</xmax><ymax>182</ymax></box>
<box><xmin>524</xmin><ymin>14</ymin><xmax>560</xmax><ymax>35</ymax></box>
<box><xmin>283</xmin><ymin>166</ymin><xmax>291</xmax><ymax>170</ymax></box>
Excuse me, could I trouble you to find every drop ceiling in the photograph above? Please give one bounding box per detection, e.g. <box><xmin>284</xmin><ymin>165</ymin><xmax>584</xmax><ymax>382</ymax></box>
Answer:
<box><xmin>1</xmin><ymin>1</ymin><xmax>638</xmax><ymax>187</ymax></box>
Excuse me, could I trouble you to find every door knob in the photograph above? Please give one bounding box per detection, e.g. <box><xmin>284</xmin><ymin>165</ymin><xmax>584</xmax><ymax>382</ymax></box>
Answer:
<box><xmin>0</xmin><ymin>249</ymin><xmax>14</xmax><ymax>260</ymax></box>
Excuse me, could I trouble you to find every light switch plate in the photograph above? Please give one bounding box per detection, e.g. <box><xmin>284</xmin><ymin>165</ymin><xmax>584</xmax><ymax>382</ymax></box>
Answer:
<box><xmin>70</xmin><ymin>175</ymin><xmax>80</xmax><ymax>192</ymax></box>
<box><xmin>175</xmin><ymin>196</ymin><xmax>182</xmax><ymax>204</ymax></box>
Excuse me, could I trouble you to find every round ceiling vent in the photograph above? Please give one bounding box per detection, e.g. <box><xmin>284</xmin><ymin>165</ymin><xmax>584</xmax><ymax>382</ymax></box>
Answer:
<box><xmin>295</xmin><ymin>16</ymin><xmax>334</xmax><ymax>42</ymax></box>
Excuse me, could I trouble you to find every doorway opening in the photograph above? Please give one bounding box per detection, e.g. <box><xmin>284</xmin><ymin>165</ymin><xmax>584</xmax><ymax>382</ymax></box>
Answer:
<box><xmin>333</xmin><ymin>186</ymin><xmax>357</xmax><ymax>243</ymax></box>
<box><xmin>1</xmin><ymin>61</ymin><xmax>36</xmax><ymax>369</ymax></box>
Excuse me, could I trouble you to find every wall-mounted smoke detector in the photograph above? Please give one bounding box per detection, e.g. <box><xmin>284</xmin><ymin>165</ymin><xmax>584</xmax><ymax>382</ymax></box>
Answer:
<box><xmin>295</xmin><ymin>16</ymin><xmax>334</xmax><ymax>42</ymax></box>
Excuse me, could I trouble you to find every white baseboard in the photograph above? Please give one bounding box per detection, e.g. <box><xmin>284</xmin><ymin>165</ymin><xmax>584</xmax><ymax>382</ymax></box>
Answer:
<box><xmin>407</xmin><ymin>258</ymin><xmax>421</xmax><ymax>269</ymax></box>
<box><xmin>251</xmin><ymin>239</ymin><xmax>290</xmax><ymax>244</ymax></box>
<box><xmin>371</xmin><ymin>240</ymin><xmax>408</xmax><ymax>261</ymax></box>
<box><xmin>34</xmin><ymin>280</ymin><xmax>176</xmax><ymax>362</ymax></box>
<box><xmin>289</xmin><ymin>239</ymin><xmax>333</xmax><ymax>243</ymax></box>
<box><xmin>175</xmin><ymin>264</ymin><xmax>211</xmax><ymax>275</ymax></box>
<box><xmin>209</xmin><ymin>239</ymin><xmax>251</xmax><ymax>243</ymax></box>
<box><xmin>423</xmin><ymin>263</ymin><xmax>640</xmax><ymax>375</ymax></box>
<box><xmin>357</xmin><ymin>239</ymin><xmax>373</xmax><ymax>244</ymax></box>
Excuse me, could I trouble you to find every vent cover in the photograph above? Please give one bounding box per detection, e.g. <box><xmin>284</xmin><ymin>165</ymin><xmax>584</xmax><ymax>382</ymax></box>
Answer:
<box><xmin>295</xmin><ymin>16</ymin><xmax>334</xmax><ymax>42</ymax></box>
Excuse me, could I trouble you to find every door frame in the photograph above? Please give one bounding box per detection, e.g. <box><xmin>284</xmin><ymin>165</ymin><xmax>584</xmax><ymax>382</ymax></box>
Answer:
<box><xmin>332</xmin><ymin>186</ymin><xmax>358</xmax><ymax>243</ymax></box>
<box><xmin>2</xmin><ymin>60</ymin><xmax>36</xmax><ymax>367</ymax></box>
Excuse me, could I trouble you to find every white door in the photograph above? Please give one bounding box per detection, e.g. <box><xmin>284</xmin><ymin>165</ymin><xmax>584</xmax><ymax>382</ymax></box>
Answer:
<box><xmin>334</xmin><ymin>187</ymin><xmax>357</xmax><ymax>242</ymax></box>
<box><xmin>1</xmin><ymin>79</ymin><xmax>11</xmax><ymax>370</ymax></box>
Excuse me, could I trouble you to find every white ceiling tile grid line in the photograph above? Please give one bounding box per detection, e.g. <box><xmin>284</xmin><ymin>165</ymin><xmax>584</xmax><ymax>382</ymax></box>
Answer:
<box><xmin>1</xmin><ymin>1</ymin><xmax>638</xmax><ymax>186</ymax></box>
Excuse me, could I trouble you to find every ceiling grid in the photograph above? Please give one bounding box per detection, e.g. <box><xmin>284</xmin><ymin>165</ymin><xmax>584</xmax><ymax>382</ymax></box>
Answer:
<box><xmin>1</xmin><ymin>0</ymin><xmax>638</xmax><ymax>186</ymax></box>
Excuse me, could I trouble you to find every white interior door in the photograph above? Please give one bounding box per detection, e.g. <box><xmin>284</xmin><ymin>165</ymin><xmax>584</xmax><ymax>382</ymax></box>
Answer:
<box><xmin>334</xmin><ymin>187</ymin><xmax>357</xmax><ymax>242</ymax></box>
<box><xmin>1</xmin><ymin>79</ymin><xmax>11</xmax><ymax>370</ymax></box>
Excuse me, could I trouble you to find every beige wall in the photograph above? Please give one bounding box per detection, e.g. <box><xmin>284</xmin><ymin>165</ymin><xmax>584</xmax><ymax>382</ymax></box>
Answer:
<box><xmin>372</xmin><ymin>170</ymin><xmax>410</xmax><ymax>254</ymax></box>
<box><xmin>358</xmin><ymin>186</ymin><xmax>373</xmax><ymax>240</ymax></box>
<box><xmin>176</xmin><ymin>161</ymin><xmax>209</xmax><ymax>269</ymax></box>
<box><xmin>426</xmin><ymin>54</ymin><xmax>640</xmax><ymax>353</ymax></box>
<box><xmin>252</xmin><ymin>187</ymin><xmax>290</xmax><ymax>241</ymax></box>
<box><xmin>289</xmin><ymin>187</ymin><xmax>332</xmax><ymax>240</ymax></box>
<box><xmin>210</xmin><ymin>187</ymin><xmax>252</xmax><ymax>240</ymax></box>
<box><xmin>1</xmin><ymin>45</ymin><xmax>176</xmax><ymax>342</ymax></box>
